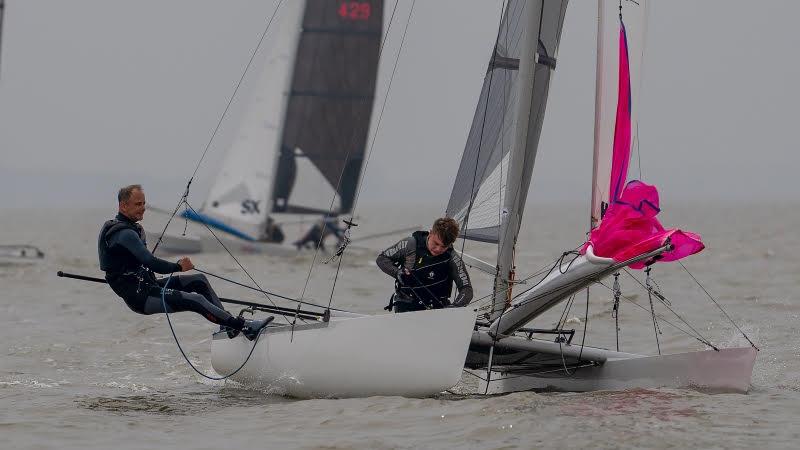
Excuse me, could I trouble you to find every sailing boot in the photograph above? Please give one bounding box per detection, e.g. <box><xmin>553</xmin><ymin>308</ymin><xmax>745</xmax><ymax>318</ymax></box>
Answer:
<box><xmin>224</xmin><ymin>316</ymin><xmax>247</xmax><ymax>339</ymax></box>
<box><xmin>242</xmin><ymin>316</ymin><xmax>274</xmax><ymax>341</ymax></box>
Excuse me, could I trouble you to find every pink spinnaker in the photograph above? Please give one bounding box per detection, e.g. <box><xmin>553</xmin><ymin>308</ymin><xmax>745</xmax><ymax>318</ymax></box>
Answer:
<box><xmin>583</xmin><ymin>19</ymin><xmax>704</xmax><ymax>269</ymax></box>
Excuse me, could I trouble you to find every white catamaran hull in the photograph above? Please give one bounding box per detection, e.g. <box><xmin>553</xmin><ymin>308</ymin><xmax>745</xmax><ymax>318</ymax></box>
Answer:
<box><xmin>211</xmin><ymin>308</ymin><xmax>477</xmax><ymax>398</ymax></box>
<box><xmin>473</xmin><ymin>346</ymin><xmax>757</xmax><ymax>394</ymax></box>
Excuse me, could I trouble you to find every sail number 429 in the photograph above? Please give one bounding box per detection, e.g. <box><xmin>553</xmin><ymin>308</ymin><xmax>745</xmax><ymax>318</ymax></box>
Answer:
<box><xmin>338</xmin><ymin>1</ymin><xmax>371</xmax><ymax>20</ymax></box>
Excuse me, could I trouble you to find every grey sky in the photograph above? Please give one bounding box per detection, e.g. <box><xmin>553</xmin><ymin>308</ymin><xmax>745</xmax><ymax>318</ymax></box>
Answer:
<box><xmin>1</xmin><ymin>1</ymin><xmax>798</xmax><ymax>210</ymax></box>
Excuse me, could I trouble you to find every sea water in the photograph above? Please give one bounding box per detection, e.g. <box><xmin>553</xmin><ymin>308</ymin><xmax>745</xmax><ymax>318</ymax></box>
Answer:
<box><xmin>1</xmin><ymin>203</ymin><xmax>798</xmax><ymax>449</ymax></box>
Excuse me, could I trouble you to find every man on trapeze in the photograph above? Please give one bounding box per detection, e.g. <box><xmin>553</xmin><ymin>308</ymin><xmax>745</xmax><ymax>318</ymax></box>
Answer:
<box><xmin>293</xmin><ymin>215</ymin><xmax>345</xmax><ymax>251</ymax></box>
<box><xmin>97</xmin><ymin>184</ymin><xmax>272</xmax><ymax>340</ymax></box>
<box><xmin>376</xmin><ymin>217</ymin><xmax>473</xmax><ymax>313</ymax></box>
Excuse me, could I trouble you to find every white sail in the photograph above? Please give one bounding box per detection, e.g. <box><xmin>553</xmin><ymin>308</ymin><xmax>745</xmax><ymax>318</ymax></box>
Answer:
<box><xmin>202</xmin><ymin>0</ymin><xmax>306</xmax><ymax>240</ymax></box>
<box><xmin>590</xmin><ymin>0</ymin><xmax>649</xmax><ymax>228</ymax></box>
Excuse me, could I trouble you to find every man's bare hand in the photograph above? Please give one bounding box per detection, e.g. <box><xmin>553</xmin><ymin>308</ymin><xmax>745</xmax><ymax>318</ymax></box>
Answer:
<box><xmin>177</xmin><ymin>257</ymin><xmax>194</xmax><ymax>272</ymax></box>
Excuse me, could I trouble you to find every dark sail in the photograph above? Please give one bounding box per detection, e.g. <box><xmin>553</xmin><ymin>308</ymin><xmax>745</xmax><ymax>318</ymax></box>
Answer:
<box><xmin>272</xmin><ymin>0</ymin><xmax>383</xmax><ymax>215</ymax></box>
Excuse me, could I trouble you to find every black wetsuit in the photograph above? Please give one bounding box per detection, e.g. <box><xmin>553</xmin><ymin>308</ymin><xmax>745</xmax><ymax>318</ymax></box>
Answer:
<box><xmin>98</xmin><ymin>213</ymin><xmax>244</xmax><ymax>330</ymax></box>
<box><xmin>294</xmin><ymin>217</ymin><xmax>344</xmax><ymax>251</ymax></box>
<box><xmin>376</xmin><ymin>231</ymin><xmax>473</xmax><ymax>313</ymax></box>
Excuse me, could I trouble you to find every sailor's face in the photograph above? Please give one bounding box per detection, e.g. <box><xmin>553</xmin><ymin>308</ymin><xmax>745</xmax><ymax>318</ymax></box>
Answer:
<box><xmin>120</xmin><ymin>189</ymin><xmax>146</xmax><ymax>222</ymax></box>
<box><xmin>427</xmin><ymin>231</ymin><xmax>448</xmax><ymax>256</ymax></box>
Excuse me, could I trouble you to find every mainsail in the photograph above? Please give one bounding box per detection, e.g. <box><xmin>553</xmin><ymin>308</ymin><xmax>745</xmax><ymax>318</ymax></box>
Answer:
<box><xmin>201</xmin><ymin>0</ymin><xmax>382</xmax><ymax>240</ymax></box>
<box><xmin>446</xmin><ymin>0</ymin><xmax>568</xmax><ymax>318</ymax></box>
<box><xmin>202</xmin><ymin>1</ymin><xmax>306</xmax><ymax>240</ymax></box>
<box><xmin>271</xmin><ymin>0</ymin><xmax>383</xmax><ymax>215</ymax></box>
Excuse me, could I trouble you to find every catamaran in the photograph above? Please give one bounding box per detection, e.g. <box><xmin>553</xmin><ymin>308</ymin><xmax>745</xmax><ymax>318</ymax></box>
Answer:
<box><xmin>209</xmin><ymin>0</ymin><xmax>756</xmax><ymax>397</ymax></box>
<box><xmin>148</xmin><ymin>0</ymin><xmax>384</xmax><ymax>255</ymax></box>
<box><xmin>450</xmin><ymin>0</ymin><xmax>757</xmax><ymax>394</ymax></box>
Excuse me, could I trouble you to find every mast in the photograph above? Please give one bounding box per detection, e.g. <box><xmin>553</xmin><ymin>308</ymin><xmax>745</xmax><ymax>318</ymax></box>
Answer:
<box><xmin>1</xmin><ymin>0</ymin><xmax>5</xmax><ymax>72</ymax></box>
<box><xmin>590</xmin><ymin>0</ymin><xmax>607</xmax><ymax>230</ymax></box>
<box><xmin>589</xmin><ymin>0</ymin><xmax>649</xmax><ymax>231</ymax></box>
<box><xmin>489</xmin><ymin>1</ymin><xmax>567</xmax><ymax>320</ymax></box>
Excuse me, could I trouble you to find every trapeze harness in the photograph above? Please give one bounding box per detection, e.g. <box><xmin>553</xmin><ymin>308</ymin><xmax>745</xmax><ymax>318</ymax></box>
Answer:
<box><xmin>389</xmin><ymin>231</ymin><xmax>455</xmax><ymax>312</ymax></box>
<box><xmin>98</xmin><ymin>214</ymin><xmax>160</xmax><ymax>308</ymax></box>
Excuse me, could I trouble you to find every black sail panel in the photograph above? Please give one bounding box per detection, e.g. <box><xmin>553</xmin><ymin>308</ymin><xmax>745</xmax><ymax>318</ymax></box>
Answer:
<box><xmin>272</xmin><ymin>0</ymin><xmax>383</xmax><ymax>214</ymax></box>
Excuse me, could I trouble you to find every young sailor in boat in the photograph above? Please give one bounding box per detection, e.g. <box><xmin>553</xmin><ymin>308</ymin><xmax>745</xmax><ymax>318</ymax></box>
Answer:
<box><xmin>292</xmin><ymin>215</ymin><xmax>344</xmax><ymax>251</ymax></box>
<box><xmin>98</xmin><ymin>184</ymin><xmax>271</xmax><ymax>340</ymax></box>
<box><xmin>377</xmin><ymin>217</ymin><xmax>473</xmax><ymax>313</ymax></box>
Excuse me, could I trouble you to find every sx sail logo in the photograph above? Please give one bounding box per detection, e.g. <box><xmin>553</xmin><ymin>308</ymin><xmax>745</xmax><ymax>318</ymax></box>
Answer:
<box><xmin>241</xmin><ymin>199</ymin><xmax>261</xmax><ymax>215</ymax></box>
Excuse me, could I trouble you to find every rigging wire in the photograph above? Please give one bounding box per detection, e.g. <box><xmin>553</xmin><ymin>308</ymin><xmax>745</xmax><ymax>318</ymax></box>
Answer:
<box><xmin>295</xmin><ymin>0</ymin><xmax>401</xmax><ymax>304</ymax></box>
<box><xmin>191</xmin><ymin>267</ymin><xmax>353</xmax><ymax>313</ymax></box>
<box><xmin>468</xmin><ymin>244</ymin><xmax>719</xmax><ymax>350</ymax></box>
<box><xmin>645</xmin><ymin>267</ymin><xmax>662</xmax><ymax>354</ymax></box>
<box><xmin>346</xmin><ymin>0</ymin><xmax>413</xmax><ymax>217</ymax></box>
<box><xmin>620</xmin><ymin>268</ymin><xmax>715</xmax><ymax>346</ymax></box>
<box><xmin>181</xmin><ymin>201</ymin><xmax>298</xmax><ymax>325</ymax></box>
<box><xmin>160</xmin><ymin>274</ymin><xmax>262</xmax><ymax>381</ymax></box>
<box><xmin>597</xmin><ymin>277</ymin><xmax>717</xmax><ymax>350</ymax></box>
<box><xmin>557</xmin><ymin>287</ymin><xmax>590</xmax><ymax>376</ymax></box>
<box><xmin>152</xmin><ymin>0</ymin><xmax>286</xmax><ymax>255</ymax></box>
<box><xmin>677</xmin><ymin>260</ymin><xmax>759</xmax><ymax>350</ymax></box>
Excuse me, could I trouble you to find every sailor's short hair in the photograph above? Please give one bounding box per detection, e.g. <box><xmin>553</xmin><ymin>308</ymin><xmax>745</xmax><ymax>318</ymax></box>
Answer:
<box><xmin>432</xmin><ymin>217</ymin><xmax>460</xmax><ymax>247</ymax></box>
<box><xmin>118</xmin><ymin>184</ymin><xmax>142</xmax><ymax>202</ymax></box>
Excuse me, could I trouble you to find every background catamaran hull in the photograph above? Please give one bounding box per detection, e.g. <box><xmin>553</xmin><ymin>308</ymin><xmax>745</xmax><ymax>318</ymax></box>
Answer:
<box><xmin>0</xmin><ymin>245</ymin><xmax>45</xmax><ymax>265</ymax></box>
<box><xmin>147</xmin><ymin>231</ymin><xmax>300</xmax><ymax>256</ymax></box>
<box><xmin>472</xmin><ymin>347</ymin><xmax>757</xmax><ymax>394</ymax></box>
<box><xmin>211</xmin><ymin>308</ymin><xmax>477</xmax><ymax>398</ymax></box>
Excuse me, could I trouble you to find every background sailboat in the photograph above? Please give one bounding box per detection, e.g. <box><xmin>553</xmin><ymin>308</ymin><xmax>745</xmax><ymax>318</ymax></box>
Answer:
<box><xmin>0</xmin><ymin>0</ymin><xmax>45</xmax><ymax>265</ymax></box>
<box><xmin>150</xmin><ymin>0</ymin><xmax>384</xmax><ymax>255</ymax></box>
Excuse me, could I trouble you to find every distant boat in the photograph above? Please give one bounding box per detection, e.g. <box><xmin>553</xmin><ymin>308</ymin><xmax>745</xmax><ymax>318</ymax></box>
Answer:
<box><xmin>0</xmin><ymin>245</ymin><xmax>45</xmax><ymax>264</ymax></box>
<box><xmin>150</xmin><ymin>0</ymin><xmax>383</xmax><ymax>255</ymax></box>
<box><xmin>1</xmin><ymin>4</ymin><xmax>44</xmax><ymax>266</ymax></box>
